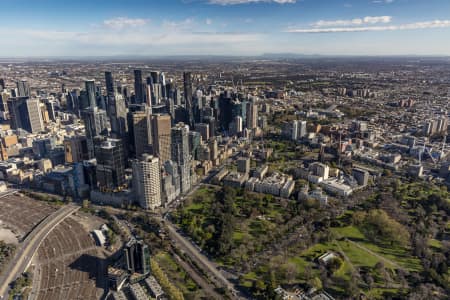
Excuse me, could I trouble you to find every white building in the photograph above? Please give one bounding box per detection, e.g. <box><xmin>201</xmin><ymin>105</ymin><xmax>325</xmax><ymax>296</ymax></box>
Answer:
<box><xmin>132</xmin><ymin>154</ymin><xmax>162</xmax><ymax>210</ymax></box>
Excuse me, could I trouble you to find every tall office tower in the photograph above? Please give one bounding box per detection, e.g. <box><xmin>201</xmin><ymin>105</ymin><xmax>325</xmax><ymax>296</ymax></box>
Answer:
<box><xmin>129</xmin><ymin>107</ymin><xmax>152</xmax><ymax>158</ymax></box>
<box><xmin>105</xmin><ymin>71</ymin><xmax>115</xmax><ymax>97</ymax></box>
<box><xmin>292</xmin><ymin>120</ymin><xmax>299</xmax><ymax>140</ymax></box>
<box><xmin>204</xmin><ymin>116</ymin><xmax>216</xmax><ymax>138</ymax></box>
<box><xmin>66</xmin><ymin>89</ymin><xmax>80</xmax><ymax>115</ymax></box>
<box><xmin>0</xmin><ymin>78</ymin><xmax>5</xmax><ymax>90</ymax></box>
<box><xmin>189</xmin><ymin>131</ymin><xmax>201</xmax><ymax>159</ymax></box>
<box><xmin>258</xmin><ymin>116</ymin><xmax>268</xmax><ymax>129</ymax></box>
<box><xmin>195</xmin><ymin>123</ymin><xmax>209</xmax><ymax>142</ymax></box>
<box><xmin>165</xmin><ymin>98</ymin><xmax>175</xmax><ymax>118</ymax></box>
<box><xmin>40</xmin><ymin>102</ymin><xmax>50</xmax><ymax>124</ymax></box>
<box><xmin>150</xmin><ymin>71</ymin><xmax>159</xmax><ymax>85</ymax></box>
<box><xmin>171</xmin><ymin>123</ymin><xmax>191</xmax><ymax>193</ymax></box>
<box><xmin>218</xmin><ymin>92</ymin><xmax>233</xmax><ymax>132</ymax></box>
<box><xmin>134</xmin><ymin>70</ymin><xmax>145</xmax><ymax>104</ymax></box>
<box><xmin>106</xmin><ymin>73</ymin><xmax>127</xmax><ymax>139</ymax></box>
<box><xmin>209</xmin><ymin>137</ymin><xmax>218</xmax><ymax>161</ymax></box>
<box><xmin>108</xmin><ymin>94</ymin><xmax>128</xmax><ymax>139</ymax></box>
<box><xmin>64</xmin><ymin>136</ymin><xmax>89</xmax><ymax>163</ymax></box>
<box><xmin>0</xmin><ymin>90</ymin><xmax>10</xmax><ymax>112</ymax></box>
<box><xmin>160</xmin><ymin>72</ymin><xmax>166</xmax><ymax>98</ymax></box>
<box><xmin>151</xmin><ymin>114</ymin><xmax>172</xmax><ymax>164</ymax></box>
<box><xmin>45</xmin><ymin>98</ymin><xmax>58</xmax><ymax>122</ymax></box>
<box><xmin>200</xmin><ymin>105</ymin><xmax>214</xmax><ymax>122</ymax></box>
<box><xmin>132</xmin><ymin>154</ymin><xmax>161</xmax><ymax>210</ymax></box>
<box><xmin>82</xmin><ymin>107</ymin><xmax>109</xmax><ymax>158</ymax></box>
<box><xmin>95</xmin><ymin>138</ymin><xmax>126</xmax><ymax>190</ymax></box>
<box><xmin>183</xmin><ymin>72</ymin><xmax>194</xmax><ymax>128</ymax></box>
<box><xmin>246</xmin><ymin>101</ymin><xmax>258</xmax><ymax>130</ymax></box>
<box><xmin>26</xmin><ymin>99</ymin><xmax>44</xmax><ymax>132</ymax></box>
<box><xmin>235</xmin><ymin>116</ymin><xmax>243</xmax><ymax>134</ymax></box>
<box><xmin>7</xmin><ymin>97</ymin><xmax>44</xmax><ymax>133</ymax></box>
<box><xmin>124</xmin><ymin>238</ymin><xmax>150</xmax><ymax>275</ymax></box>
<box><xmin>163</xmin><ymin>160</ymin><xmax>181</xmax><ymax>200</ymax></box>
<box><xmin>147</xmin><ymin>76</ymin><xmax>162</xmax><ymax>106</ymax></box>
<box><xmin>85</xmin><ymin>80</ymin><xmax>97</xmax><ymax>108</ymax></box>
<box><xmin>298</xmin><ymin>120</ymin><xmax>307</xmax><ymax>138</ymax></box>
<box><xmin>16</xmin><ymin>80</ymin><xmax>30</xmax><ymax>97</ymax></box>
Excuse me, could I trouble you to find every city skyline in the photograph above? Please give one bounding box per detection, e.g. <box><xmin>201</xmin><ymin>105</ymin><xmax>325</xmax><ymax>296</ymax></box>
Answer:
<box><xmin>1</xmin><ymin>0</ymin><xmax>450</xmax><ymax>57</ymax></box>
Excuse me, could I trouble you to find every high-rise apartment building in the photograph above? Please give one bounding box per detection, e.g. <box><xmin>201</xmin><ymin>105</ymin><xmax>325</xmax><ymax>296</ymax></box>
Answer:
<box><xmin>132</xmin><ymin>154</ymin><xmax>161</xmax><ymax>210</ymax></box>
<box><xmin>171</xmin><ymin>122</ymin><xmax>191</xmax><ymax>193</ymax></box>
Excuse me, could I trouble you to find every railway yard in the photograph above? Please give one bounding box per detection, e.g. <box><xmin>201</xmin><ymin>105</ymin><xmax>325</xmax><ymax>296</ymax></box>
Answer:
<box><xmin>0</xmin><ymin>191</ymin><xmax>106</xmax><ymax>299</ymax></box>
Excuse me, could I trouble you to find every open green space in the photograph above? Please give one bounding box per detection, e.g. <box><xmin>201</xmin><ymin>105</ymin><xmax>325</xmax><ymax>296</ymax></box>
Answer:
<box><xmin>153</xmin><ymin>252</ymin><xmax>204</xmax><ymax>299</ymax></box>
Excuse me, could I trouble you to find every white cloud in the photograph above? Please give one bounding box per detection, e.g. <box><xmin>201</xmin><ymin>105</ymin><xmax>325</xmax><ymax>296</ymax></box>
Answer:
<box><xmin>208</xmin><ymin>0</ymin><xmax>296</xmax><ymax>5</ymax></box>
<box><xmin>288</xmin><ymin>19</ymin><xmax>450</xmax><ymax>33</ymax></box>
<box><xmin>313</xmin><ymin>16</ymin><xmax>392</xmax><ymax>27</ymax></box>
<box><xmin>103</xmin><ymin>17</ymin><xmax>149</xmax><ymax>29</ymax></box>
<box><xmin>206</xmin><ymin>18</ymin><xmax>213</xmax><ymax>25</ymax></box>
<box><xmin>162</xmin><ymin>18</ymin><xmax>195</xmax><ymax>30</ymax></box>
<box><xmin>372</xmin><ymin>0</ymin><xmax>394</xmax><ymax>3</ymax></box>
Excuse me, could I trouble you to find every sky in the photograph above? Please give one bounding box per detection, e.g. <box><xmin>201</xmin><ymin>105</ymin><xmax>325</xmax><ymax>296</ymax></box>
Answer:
<box><xmin>0</xmin><ymin>0</ymin><xmax>449</xmax><ymax>56</ymax></box>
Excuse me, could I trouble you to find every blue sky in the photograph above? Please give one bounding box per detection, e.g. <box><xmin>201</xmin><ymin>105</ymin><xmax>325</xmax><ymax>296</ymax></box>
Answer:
<box><xmin>0</xmin><ymin>0</ymin><xmax>449</xmax><ymax>56</ymax></box>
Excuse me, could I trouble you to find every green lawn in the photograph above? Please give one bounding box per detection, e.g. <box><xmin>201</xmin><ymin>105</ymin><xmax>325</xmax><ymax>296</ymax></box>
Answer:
<box><xmin>332</xmin><ymin>226</ymin><xmax>421</xmax><ymax>272</ymax></box>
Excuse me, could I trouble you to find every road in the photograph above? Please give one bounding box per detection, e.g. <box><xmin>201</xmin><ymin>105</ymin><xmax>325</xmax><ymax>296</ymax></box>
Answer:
<box><xmin>0</xmin><ymin>204</ymin><xmax>80</xmax><ymax>299</ymax></box>
<box><xmin>171</xmin><ymin>252</ymin><xmax>223</xmax><ymax>299</ymax></box>
<box><xmin>163</xmin><ymin>219</ymin><xmax>244</xmax><ymax>299</ymax></box>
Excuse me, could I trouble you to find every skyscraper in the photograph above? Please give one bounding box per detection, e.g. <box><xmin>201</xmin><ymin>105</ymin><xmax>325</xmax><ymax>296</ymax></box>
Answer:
<box><xmin>0</xmin><ymin>78</ymin><xmax>5</xmax><ymax>90</ymax></box>
<box><xmin>106</xmin><ymin>72</ymin><xmax>127</xmax><ymax>140</ymax></box>
<box><xmin>95</xmin><ymin>138</ymin><xmax>126</xmax><ymax>190</ymax></box>
<box><xmin>134</xmin><ymin>70</ymin><xmax>145</xmax><ymax>104</ymax></box>
<box><xmin>246</xmin><ymin>101</ymin><xmax>258</xmax><ymax>130</ymax></box>
<box><xmin>82</xmin><ymin>107</ymin><xmax>109</xmax><ymax>158</ymax></box>
<box><xmin>183</xmin><ymin>72</ymin><xmax>194</xmax><ymax>128</ymax></box>
<box><xmin>151</xmin><ymin>114</ymin><xmax>172</xmax><ymax>164</ymax></box>
<box><xmin>16</xmin><ymin>80</ymin><xmax>30</xmax><ymax>97</ymax></box>
<box><xmin>132</xmin><ymin>154</ymin><xmax>161</xmax><ymax>210</ymax></box>
<box><xmin>85</xmin><ymin>80</ymin><xmax>97</xmax><ymax>108</ymax></box>
<box><xmin>129</xmin><ymin>106</ymin><xmax>152</xmax><ymax>158</ymax></box>
<box><xmin>105</xmin><ymin>71</ymin><xmax>115</xmax><ymax>98</ymax></box>
<box><xmin>45</xmin><ymin>98</ymin><xmax>58</xmax><ymax>122</ymax></box>
<box><xmin>124</xmin><ymin>239</ymin><xmax>150</xmax><ymax>275</ymax></box>
<box><xmin>7</xmin><ymin>97</ymin><xmax>44</xmax><ymax>133</ymax></box>
<box><xmin>195</xmin><ymin>123</ymin><xmax>210</xmax><ymax>142</ymax></box>
<box><xmin>292</xmin><ymin>120</ymin><xmax>299</xmax><ymax>140</ymax></box>
<box><xmin>171</xmin><ymin>123</ymin><xmax>191</xmax><ymax>193</ymax></box>
<box><xmin>64</xmin><ymin>136</ymin><xmax>89</xmax><ymax>163</ymax></box>
<box><xmin>189</xmin><ymin>131</ymin><xmax>201</xmax><ymax>159</ymax></box>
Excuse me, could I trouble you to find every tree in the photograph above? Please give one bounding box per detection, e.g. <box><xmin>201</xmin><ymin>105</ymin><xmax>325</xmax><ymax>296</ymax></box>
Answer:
<box><xmin>308</xmin><ymin>277</ymin><xmax>322</xmax><ymax>290</ymax></box>
<box><xmin>362</xmin><ymin>209</ymin><xmax>410</xmax><ymax>247</ymax></box>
